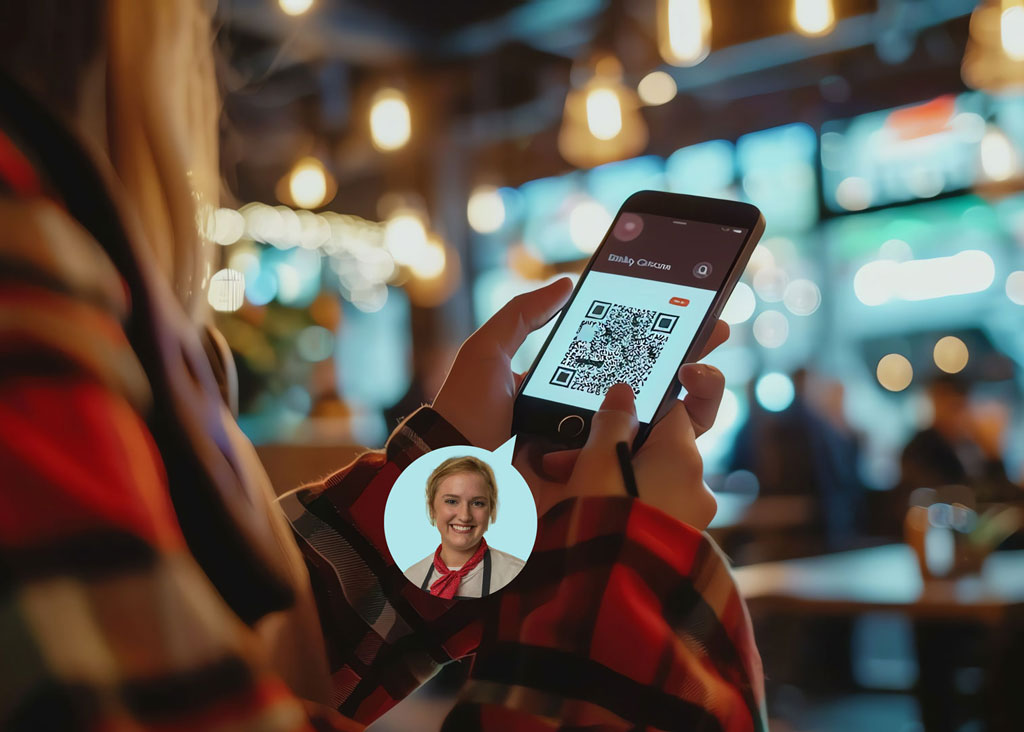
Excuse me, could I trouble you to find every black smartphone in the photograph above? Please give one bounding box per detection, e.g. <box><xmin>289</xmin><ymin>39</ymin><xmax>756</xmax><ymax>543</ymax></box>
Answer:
<box><xmin>512</xmin><ymin>190</ymin><xmax>765</xmax><ymax>450</ymax></box>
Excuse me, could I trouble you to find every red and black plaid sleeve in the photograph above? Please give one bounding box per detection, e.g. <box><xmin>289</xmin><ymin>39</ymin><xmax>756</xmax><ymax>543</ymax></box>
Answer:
<box><xmin>0</xmin><ymin>162</ymin><xmax>328</xmax><ymax>729</ymax></box>
<box><xmin>284</xmin><ymin>411</ymin><xmax>767</xmax><ymax>731</ymax></box>
<box><xmin>447</xmin><ymin>496</ymin><xmax>766</xmax><ymax>731</ymax></box>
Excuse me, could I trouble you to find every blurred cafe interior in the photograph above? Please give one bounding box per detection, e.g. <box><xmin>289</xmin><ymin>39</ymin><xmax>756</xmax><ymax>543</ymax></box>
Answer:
<box><xmin>198</xmin><ymin>1</ymin><xmax>1024</xmax><ymax>730</ymax></box>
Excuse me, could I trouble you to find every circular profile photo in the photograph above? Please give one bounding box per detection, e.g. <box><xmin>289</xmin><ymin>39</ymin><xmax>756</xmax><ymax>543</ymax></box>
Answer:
<box><xmin>384</xmin><ymin>446</ymin><xmax>536</xmax><ymax>599</ymax></box>
<box><xmin>612</xmin><ymin>212</ymin><xmax>644</xmax><ymax>241</ymax></box>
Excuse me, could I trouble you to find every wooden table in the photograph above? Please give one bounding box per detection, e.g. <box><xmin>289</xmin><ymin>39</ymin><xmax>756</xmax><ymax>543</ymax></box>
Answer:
<box><xmin>733</xmin><ymin>544</ymin><xmax>1024</xmax><ymax>732</ymax></box>
<box><xmin>733</xmin><ymin>544</ymin><xmax>1024</xmax><ymax>624</ymax></box>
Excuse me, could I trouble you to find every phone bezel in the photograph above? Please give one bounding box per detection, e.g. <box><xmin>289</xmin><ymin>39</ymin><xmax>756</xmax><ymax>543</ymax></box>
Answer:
<box><xmin>511</xmin><ymin>190</ymin><xmax>766</xmax><ymax>450</ymax></box>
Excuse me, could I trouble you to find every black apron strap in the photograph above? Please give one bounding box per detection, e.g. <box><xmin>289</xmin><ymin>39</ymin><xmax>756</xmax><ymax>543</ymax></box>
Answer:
<box><xmin>422</xmin><ymin>550</ymin><xmax>491</xmax><ymax>597</ymax></box>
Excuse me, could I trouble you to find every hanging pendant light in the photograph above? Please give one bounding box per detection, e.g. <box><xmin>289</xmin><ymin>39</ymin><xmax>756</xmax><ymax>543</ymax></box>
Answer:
<box><xmin>792</xmin><ymin>0</ymin><xmax>836</xmax><ymax>37</ymax></box>
<box><xmin>657</xmin><ymin>0</ymin><xmax>711</xmax><ymax>67</ymax></box>
<box><xmin>558</xmin><ymin>56</ymin><xmax>648</xmax><ymax>169</ymax></box>
<box><xmin>370</xmin><ymin>88</ymin><xmax>411</xmax><ymax>151</ymax></box>
<box><xmin>962</xmin><ymin>0</ymin><xmax>1024</xmax><ymax>92</ymax></box>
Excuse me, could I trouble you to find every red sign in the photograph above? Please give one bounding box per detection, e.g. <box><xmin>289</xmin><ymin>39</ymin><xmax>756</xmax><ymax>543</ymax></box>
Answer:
<box><xmin>670</xmin><ymin>297</ymin><xmax>690</xmax><ymax>307</ymax></box>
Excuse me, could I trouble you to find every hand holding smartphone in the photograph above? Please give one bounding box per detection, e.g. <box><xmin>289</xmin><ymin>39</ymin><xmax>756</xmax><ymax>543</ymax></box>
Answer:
<box><xmin>512</xmin><ymin>190</ymin><xmax>765</xmax><ymax>451</ymax></box>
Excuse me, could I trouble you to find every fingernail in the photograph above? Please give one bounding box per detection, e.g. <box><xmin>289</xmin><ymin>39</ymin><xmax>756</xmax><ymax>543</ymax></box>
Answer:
<box><xmin>601</xmin><ymin>383</ymin><xmax>636</xmax><ymax>412</ymax></box>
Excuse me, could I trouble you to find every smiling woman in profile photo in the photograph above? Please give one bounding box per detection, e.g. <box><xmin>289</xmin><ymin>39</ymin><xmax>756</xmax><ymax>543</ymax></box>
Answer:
<box><xmin>403</xmin><ymin>456</ymin><xmax>525</xmax><ymax>599</ymax></box>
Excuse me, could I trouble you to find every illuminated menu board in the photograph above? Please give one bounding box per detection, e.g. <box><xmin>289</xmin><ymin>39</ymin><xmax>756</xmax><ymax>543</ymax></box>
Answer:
<box><xmin>821</xmin><ymin>93</ymin><xmax>1024</xmax><ymax>213</ymax></box>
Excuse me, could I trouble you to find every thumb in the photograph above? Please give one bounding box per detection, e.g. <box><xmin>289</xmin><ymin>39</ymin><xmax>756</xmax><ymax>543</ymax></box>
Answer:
<box><xmin>567</xmin><ymin>383</ymin><xmax>638</xmax><ymax>495</ymax></box>
<box><xmin>472</xmin><ymin>277</ymin><xmax>573</xmax><ymax>358</ymax></box>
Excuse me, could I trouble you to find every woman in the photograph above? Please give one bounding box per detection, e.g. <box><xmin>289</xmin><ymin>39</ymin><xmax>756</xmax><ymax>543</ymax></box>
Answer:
<box><xmin>0</xmin><ymin>1</ymin><xmax>765</xmax><ymax>730</ymax></box>
<box><xmin>404</xmin><ymin>456</ymin><xmax>526</xmax><ymax>598</ymax></box>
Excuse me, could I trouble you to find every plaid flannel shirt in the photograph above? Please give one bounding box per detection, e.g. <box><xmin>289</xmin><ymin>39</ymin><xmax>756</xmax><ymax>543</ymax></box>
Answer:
<box><xmin>0</xmin><ymin>121</ymin><xmax>765</xmax><ymax>731</ymax></box>
<box><xmin>284</xmin><ymin>411</ymin><xmax>766</xmax><ymax>731</ymax></box>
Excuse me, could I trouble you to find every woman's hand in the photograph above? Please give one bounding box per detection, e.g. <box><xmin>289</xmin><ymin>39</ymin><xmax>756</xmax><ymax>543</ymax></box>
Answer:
<box><xmin>432</xmin><ymin>278</ymin><xmax>573</xmax><ymax>450</ymax></box>
<box><xmin>522</xmin><ymin>361</ymin><xmax>724</xmax><ymax>531</ymax></box>
<box><xmin>433</xmin><ymin>277</ymin><xmax>728</xmax><ymax>530</ymax></box>
<box><xmin>523</xmin><ymin>329</ymin><xmax>727</xmax><ymax>530</ymax></box>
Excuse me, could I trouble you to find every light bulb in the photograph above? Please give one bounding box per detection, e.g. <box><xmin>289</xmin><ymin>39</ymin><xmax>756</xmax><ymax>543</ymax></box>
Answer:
<box><xmin>370</xmin><ymin>88</ymin><xmax>411</xmax><ymax>151</ymax></box>
<box><xmin>658</xmin><ymin>0</ymin><xmax>711</xmax><ymax>67</ymax></box>
<box><xmin>279</xmin><ymin>0</ymin><xmax>314</xmax><ymax>16</ymax></box>
<box><xmin>558</xmin><ymin>58</ymin><xmax>648</xmax><ymax>168</ymax></box>
<box><xmin>793</xmin><ymin>0</ymin><xmax>836</xmax><ymax>36</ymax></box>
<box><xmin>585</xmin><ymin>88</ymin><xmax>623</xmax><ymax>140</ymax></box>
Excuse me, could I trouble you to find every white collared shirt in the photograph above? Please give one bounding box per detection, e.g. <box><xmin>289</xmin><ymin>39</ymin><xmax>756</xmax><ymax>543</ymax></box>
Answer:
<box><xmin>403</xmin><ymin>546</ymin><xmax>526</xmax><ymax>598</ymax></box>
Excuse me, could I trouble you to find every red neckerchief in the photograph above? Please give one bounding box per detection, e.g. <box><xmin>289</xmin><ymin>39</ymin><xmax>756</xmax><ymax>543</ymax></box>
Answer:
<box><xmin>429</xmin><ymin>537</ymin><xmax>488</xmax><ymax>599</ymax></box>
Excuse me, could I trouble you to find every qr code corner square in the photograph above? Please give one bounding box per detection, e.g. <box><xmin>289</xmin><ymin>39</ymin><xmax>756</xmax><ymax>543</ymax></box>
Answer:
<box><xmin>550</xmin><ymin>366</ymin><xmax>576</xmax><ymax>387</ymax></box>
<box><xmin>586</xmin><ymin>300</ymin><xmax>612</xmax><ymax>320</ymax></box>
<box><xmin>652</xmin><ymin>312</ymin><xmax>679</xmax><ymax>334</ymax></box>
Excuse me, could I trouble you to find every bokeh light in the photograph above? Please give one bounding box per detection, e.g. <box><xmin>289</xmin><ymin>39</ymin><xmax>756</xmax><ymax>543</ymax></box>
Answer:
<box><xmin>721</xmin><ymin>282</ymin><xmax>757</xmax><ymax>324</ymax></box>
<box><xmin>878</xmin><ymin>238</ymin><xmax>912</xmax><ymax>261</ymax></box>
<box><xmin>410</xmin><ymin>238</ymin><xmax>447</xmax><ymax>280</ymax></box>
<box><xmin>1006</xmin><ymin>270</ymin><xmax>1024</xmax><ymax>305</ymax></box>
<box><xmin>752</xmin><ymin>310</ymin><xmax>789</xmax><ymax>348</ymax></box>
<box><xmin>637</xmin><ymin>71</ymin><xmax>677</xmax><ymax>105</ymax></box>
<box><xmin>370</xmin><ymin>88</ymin><xmax>411</xmax><ymax>151</ymax></box>
<box><xmin>585</xmin><ymin>87</ymin><xmax>623</xmax><ymax>140</ymax></box>
<box><xmin>783</xmin><ymin>278</ymin><xmax>821</xmax><ymax>315</ymax></box>
<box><xmin>296</xmin><ymin>325</ymin><xmax>335</xmax><ymax>362</ymax></box>
<box><xmin>658</xmin><ymin>0</ymin><xmax>712</xmax><ymax>67</ymax></box>
<box><xmin>208</xmin><ymin>268</ymin><xmax>245</xmax><ymax>312</ymax></box>
<box><xmin>877</xmin><ymin>353</ymin><xmax>913</xmax><ymax>392</ymax></box>
<box><xmin>279</xmin><ymin>0</ymin><xmax>314</xmax><ymax>16</ymax></box>
<box><xmin>933</xmin><ymin>336</ymin><xmax>969</xmax><ymax>374</ymax></box>
<box><xmin>756</xmin><ymin>372</ymin><xmax>795</xmax><ymax>412</ymax></box>
<box><xmin>385</xmin><ymin>210</ymin><xmax>428</xmax><ymax>265</ymax></box>
<box><xmin>753</xmin><ymin>266</ymin><xmax>790</xmax><ymax>302</ymax></box>
<box><xmin>835</xmin><ymin>176</ymin><xmax>873</xmax><ymax>211</ymax></box>
<box><xmin>467</xmin><ymin>185</ymin><xmax>506</xmax><ymax>233</ymax></box>
<box><xmin>569</xmin><ymin>199</ymin><xmax>612</xmax><ymax>253</ymax></box>
<box><xmin>287</xmin><ymin>157</ymin><xmax>331</xmax><ymax>210</ymax></box>
<box><xmin>792</xmin><ymin>0</ymin><xmax>835</xmax><ymax>36</ymax></box>
<box><xmin>745</xmin><ymin>245</ymin><xmax>775</xmax><ymax>276</ymax></box>
<box><xmin>981</xmin><ymin>126</ymin><xmax>1018</xmax><ymax>182</ymax></box>
<box><xmin>211</xmin><ymin>208</ymin><xmax>246</xmax><ymax>245</ymax></box>
<box><xmin>1002</xmin><ymin>5</ymin><xmax>1024</xmax><ymax>61</ymax></box>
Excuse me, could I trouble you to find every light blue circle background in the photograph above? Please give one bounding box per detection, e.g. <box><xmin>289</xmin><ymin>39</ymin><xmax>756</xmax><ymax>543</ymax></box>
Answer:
<box><xmin>384</xmin><ymin>445</ymin><xmax>537</xmax><ymax>571</ymax></box>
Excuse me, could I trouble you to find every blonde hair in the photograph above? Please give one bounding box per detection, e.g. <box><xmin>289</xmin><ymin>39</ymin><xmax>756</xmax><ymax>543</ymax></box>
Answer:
<box><xmin>426</xmin><ymin>456</ymin><xmax>498</xmax><ymax>526</ymax></box>
<box><xmin>106</xmin><ymin>0</ymin><xmax>220</xmax><ymax>321</ymax></box>
<box><xmin>0</xmin><ymin>0</ymin><xmax>220</xmax><ymax>321</ymax></box>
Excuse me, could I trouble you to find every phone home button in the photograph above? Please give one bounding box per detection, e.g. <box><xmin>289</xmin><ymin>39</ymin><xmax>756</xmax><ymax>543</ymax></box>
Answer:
<box><xmin>557</xmin><ymin>415</ymin><xmax>585</xmax><ymax>438</ymax></box>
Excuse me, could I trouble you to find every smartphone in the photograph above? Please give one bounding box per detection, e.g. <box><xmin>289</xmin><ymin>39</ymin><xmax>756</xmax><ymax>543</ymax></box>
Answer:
<box><xmin>512</xmin><ymin>190</ymin><xmax>765</xmax><ymax>450</ymax></box>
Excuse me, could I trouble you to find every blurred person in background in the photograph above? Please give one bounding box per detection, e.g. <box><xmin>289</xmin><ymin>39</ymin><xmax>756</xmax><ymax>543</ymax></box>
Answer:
<box><xmin>0</xmin><ymin>2</ymin><xmax>766</xmax><ymax>731</ymax></box>
<box><xmin>729</xmin><ymin>368</ymin><xmax>865</xmax><ymax>556</ymax></box>
<box><xmin>895</xmin><ymin>374</ymin><xmax>1021</xmax><ymax>732</ymax></box>
<box><xmin>899</xmin><ymin>374</ymin><xmax>1020</xmax><ymax>508</ymax></box>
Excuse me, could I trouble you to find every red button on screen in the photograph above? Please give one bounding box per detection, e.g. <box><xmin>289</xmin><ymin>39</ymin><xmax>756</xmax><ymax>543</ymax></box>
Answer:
<box><xmin>669</xmin><ymin>297</ymin><xmax>690</xmax><ymax>307</ymax></box>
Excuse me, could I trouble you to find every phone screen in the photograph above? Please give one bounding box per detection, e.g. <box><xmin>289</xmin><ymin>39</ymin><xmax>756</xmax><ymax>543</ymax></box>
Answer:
<box><xmin>521</xmin><ymin>211</ymin><xmax>749</xmax><ymax>423</ymax></box>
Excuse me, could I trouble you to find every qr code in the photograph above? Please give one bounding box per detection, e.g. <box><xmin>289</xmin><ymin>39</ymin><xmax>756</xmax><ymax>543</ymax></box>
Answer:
<box><xmin>549</xmin><ymin>300</ymin><xmax>679</xmax><ymax>396</ymax></box>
